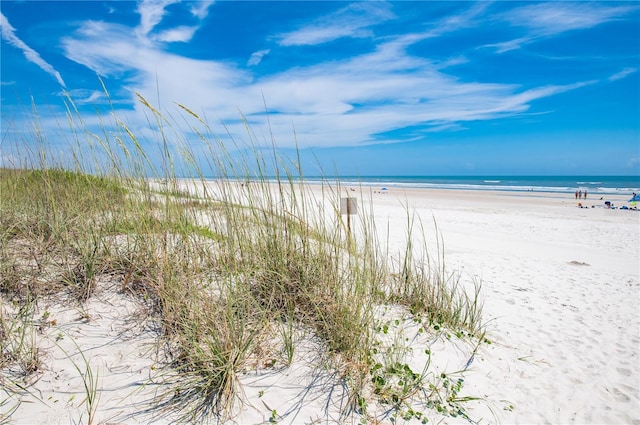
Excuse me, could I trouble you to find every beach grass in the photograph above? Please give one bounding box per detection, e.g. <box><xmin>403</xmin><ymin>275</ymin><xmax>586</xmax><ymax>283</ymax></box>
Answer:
<box><xmin>0</xmin><ymin>92</ymin><xmax>486</xmax><ymax>423</ymax></box>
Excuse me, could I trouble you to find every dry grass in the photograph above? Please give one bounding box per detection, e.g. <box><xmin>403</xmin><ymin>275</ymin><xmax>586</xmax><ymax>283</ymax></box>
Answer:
<box><xmin>0</xmin><ymin>93</ymin><xmax>486</xmax><ymax>423</ymax></box>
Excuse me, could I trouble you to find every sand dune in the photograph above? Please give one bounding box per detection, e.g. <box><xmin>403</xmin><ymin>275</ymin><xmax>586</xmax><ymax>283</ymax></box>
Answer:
<box><xmin>5</xmin><ymin>185</ymin><xmax>639</xmax><ymax>424</ymax></box>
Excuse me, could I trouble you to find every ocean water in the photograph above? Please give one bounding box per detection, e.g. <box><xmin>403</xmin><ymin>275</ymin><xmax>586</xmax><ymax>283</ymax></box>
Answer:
<box><xmin>302</xmin><ymin>176</ymin><xmax>640</xmax><ymax>196</ymax></box>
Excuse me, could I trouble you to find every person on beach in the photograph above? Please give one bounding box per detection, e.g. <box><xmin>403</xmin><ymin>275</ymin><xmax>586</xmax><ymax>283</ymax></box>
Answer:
<box><xmin>575</xmin><ymin>190</ymin><xmax>579</xmax><ymax>199</ymax></box>
<box><xmin>584</xmin><ymin>190</ymin><xmax>587</xmax><ymax>199</ymax></box>
<box><xmin>578</xmin><ymin>190</ymin><xmax>582</xmax><ymax>199</ymax></box>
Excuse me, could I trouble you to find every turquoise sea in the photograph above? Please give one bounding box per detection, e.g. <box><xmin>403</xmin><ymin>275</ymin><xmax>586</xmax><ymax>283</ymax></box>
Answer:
<box><xmin>299</xmin><ymin>176</ymin><xmax>640</xmax><ymax>196</ymax></box>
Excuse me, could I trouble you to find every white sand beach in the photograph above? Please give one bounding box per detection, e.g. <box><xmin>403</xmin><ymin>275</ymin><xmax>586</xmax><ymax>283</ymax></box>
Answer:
<box><xmin>359</xmin><ymin>188</ymin><xmax>640</xmax><ymax>424</ymax></box>
<box><xmin>4</xmin><ymin>184</ymin><xmax>639</xmax><ymax>424</ymax></box>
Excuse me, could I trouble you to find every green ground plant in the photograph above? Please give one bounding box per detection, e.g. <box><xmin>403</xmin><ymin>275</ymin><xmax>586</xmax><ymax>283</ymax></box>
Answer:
<box><xmin>55</xmin><ymin>337</ymin><xmax>101</xmax><ymax>425</ymax></box>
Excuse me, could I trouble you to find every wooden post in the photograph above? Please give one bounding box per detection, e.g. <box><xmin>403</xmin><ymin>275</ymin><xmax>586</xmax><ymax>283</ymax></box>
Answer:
<box><xmin>347</xmin><ymin>197</ymin><xmax>351</xmax><ymax>234</ymax></box>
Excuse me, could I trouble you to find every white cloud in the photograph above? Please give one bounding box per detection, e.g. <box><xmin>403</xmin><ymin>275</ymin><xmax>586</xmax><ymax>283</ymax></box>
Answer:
<box><xmin>247</xmin><ymin>49</ymin><xmax>271</xmax><ymax>67</ymax></box>
<box><xmin>609</xmin><ymin>67</ymin><xmax>637</xmax><ymax>82</ymax></box>
<box><xmin>64</xmin><ymin>89</ymin><xmax>106</xmax><ymax>105</ymax></box>
<box><xmin>490</xmin><ymin>3</ymin><xmax>638</xmax><ymax>53</ymax></box>
<box><xmin>0</xmin><ymin>12</ymin><xmax>66</xmax><ymax>87</ymax></box>
<box><xmin>423</xmin><ymin>1</ymin><xmax>490</xmax><ymax>39</ymax></box>
<box><xmin>156</xmin><ymin>26</ymin><xmax>198</xmax><ymax>43</ymax></box>
<box><xmin>189</xmin><ymin>1</ymin><xmax>215</xmax><ymax>19</ymax></box>
<box><xmin>483</xmin><ymin>37</ymin><xmax>530</xmax><ymax>54</ymax></box>
<box><xmin>62</xmin><ymin>21</ymin><xmax>139</xmax><ymax>76</ymax></box>
<box><xmin>134</xmin><ymin>0</ymin><xmax>214</xmax><ymax>44</ymax></box>
<box><xmin>62</xmin><ymin>20</ymin><xmax>253</xmax><ymax>122</ymax></box>
<box><xmin>503</xmin><ymin>3</ymin><xmax>637</xmax><ymax>36</ymax></box>
<box><xmin>277</xmin><ymin>2</ymin><xmax>394</xmax><ymax>46</ymax></box>
<box><xmin>58</xmin><ymin>6</ymin><xmax>595</xmax><ymax>151</ymax></box>
<box><xmin>239</xmin><ymin>41</ymin><xmax>595</xmax><ymax>147</ymax></box>
<box><xmin>135</xmin><ymin>0</ymin><xmax>180</xmax><ymax>39</ymax></box>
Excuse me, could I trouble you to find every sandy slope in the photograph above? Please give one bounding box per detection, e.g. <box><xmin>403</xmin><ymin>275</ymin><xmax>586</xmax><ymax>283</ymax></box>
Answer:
<box><xmin>365</xmin><ymin>188</ymin><xmax>640</xmax><ymax>424</ymax></box>
<box><xmin>4</xmin><ymin>185</ymin><xmax>638</xmax><ymax>424</ymax></box>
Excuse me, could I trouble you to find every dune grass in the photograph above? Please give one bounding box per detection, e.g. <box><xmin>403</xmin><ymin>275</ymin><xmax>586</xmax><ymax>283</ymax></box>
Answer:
<box><xmin>0</xmin><ymin>93</ymin><xmax>486</xmax><ymax>423</ymax></box>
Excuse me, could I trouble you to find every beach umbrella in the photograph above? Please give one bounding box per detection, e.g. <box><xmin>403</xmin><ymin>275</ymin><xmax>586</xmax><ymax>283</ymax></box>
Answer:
<box><xmin>629</xmin><ymin>194</ymin><xmax>640</xmax><ymax>203</ymax></box>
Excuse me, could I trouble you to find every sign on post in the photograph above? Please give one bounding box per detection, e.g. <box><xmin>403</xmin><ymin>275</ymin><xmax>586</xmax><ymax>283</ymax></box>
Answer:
<box><xmin>340</xmin><ymin>197</ymin><xmax>358</xmax><ymax>215</ymax></box>
<box><xmin>340</xmin><ymin>197</ymin><xmax>358</xmax><ymax>234</ymax></box>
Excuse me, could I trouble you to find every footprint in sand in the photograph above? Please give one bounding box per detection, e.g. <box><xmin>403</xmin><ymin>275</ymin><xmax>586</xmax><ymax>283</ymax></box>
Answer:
<box><xmin>616</xmin><ymin>367</ymin><xmax>632</xmax><ymax>377</ymax></box>
<box><xmin>612</xmin><ymin>387</ymin><xmax>632</xmax><ymax>403</ymax></box>
<box><xmin>568</xmin><ymin>260</ymin><xmax>590</xmax><ymax>266</ymax></box>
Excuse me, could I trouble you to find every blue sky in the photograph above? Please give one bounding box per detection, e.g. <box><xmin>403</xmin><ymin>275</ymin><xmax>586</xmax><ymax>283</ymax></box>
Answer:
<box><xmin>1</xmin><ymin>1</ymin><xmax>639</xmax><ymax>176</ymax></box>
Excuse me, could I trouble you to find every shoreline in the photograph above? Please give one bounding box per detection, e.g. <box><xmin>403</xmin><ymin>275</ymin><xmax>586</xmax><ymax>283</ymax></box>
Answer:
<box><xmin>175</xmin><ymin>177</ymin><xmax>638</xmax><ymax>204</ymax></box>
<box><xmin>296</xmin><ymin>180</ymin><xmax>638</xmax><ymax>210</ymax></box>
<box><xmin>222</xmin><ymin>175</ymin><xmax>640</xmax><ymax>196</ymax></box>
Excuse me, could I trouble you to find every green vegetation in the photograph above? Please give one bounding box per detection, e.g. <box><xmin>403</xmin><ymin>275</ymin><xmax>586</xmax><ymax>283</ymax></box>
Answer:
<box><xmin>0</xmin><ymin>93</ymin><xmax>486</xmax><ymax>423</ymax></box>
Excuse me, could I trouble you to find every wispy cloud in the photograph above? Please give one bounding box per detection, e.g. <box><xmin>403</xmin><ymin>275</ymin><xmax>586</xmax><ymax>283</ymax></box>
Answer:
<box><xmin>61</xmin><ymin>20</ymin><xmax>251</xmax><ymax>112</ymax></box>
<box><xmin>484</xmin><ymin>37</ymin><xmax>530</xmax><ymax>54</ymax></box>
<box><xmin>58</xmin><ymin>2</ymin><xmax>597</xmax><ymax>151</ymax></box>
<box><xmin>135</xmin><ymin>0</ymin><xmax>213</xmax><ymax>43</ymax></box>
<box><xmin>248</xmin><ymin>49</ymin><xmax>271</xmax><ymax>67</ymax></box>
<box><xmin>63</xmin><ymin>89</ymin><xmax>107</xmax><ymax>105</ymax></box>
<box><xmin>62</xmin><ymin>21</ymin><xmax>137</xmax><ymax>77</ymax></box>
<box><xmin>503</xmin><ymin>2</ymin><xmax>636</xmax><ymax>36</ymax></box>
<box><xmin>423</xmin><ymin>1</ymin><xmax>490</xmax><ymax>39</ymax></box>
<box><xmin>135</xmin><ymin>0</ymin><xmax>180</xmax><ymax>39</ymax></box>
<box><xmin>277</xmin><ymin>2</ymin><xmax>394</xmax><ymax>46</ymax></box>
<box><xmin>189</xmin><ymin>0</ymin><xmax>215</xmax><ymax>20</ymax></box>
<box><xmin>156</xmin><ymin>26</ymin><xmax>198</xmax><ymax>43</ymax></box>
<box><xmin>609</xmin><ymin>67</ymin><xmax>637</xmax><ymax>82</ymax></box>
<box><xmin>489</xmin><ymin>2</ymin><xmax>638</xmax><ymax>52</ymax></box>
<box><xmin>0</xmin><ymin>12</ymin><xmax>66</xmax><ymax>87</ymax></box>
<box><xmin>63</xmin><ymin>25</ymin><xmax>592</xmax><ymax>150</ymax></box>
